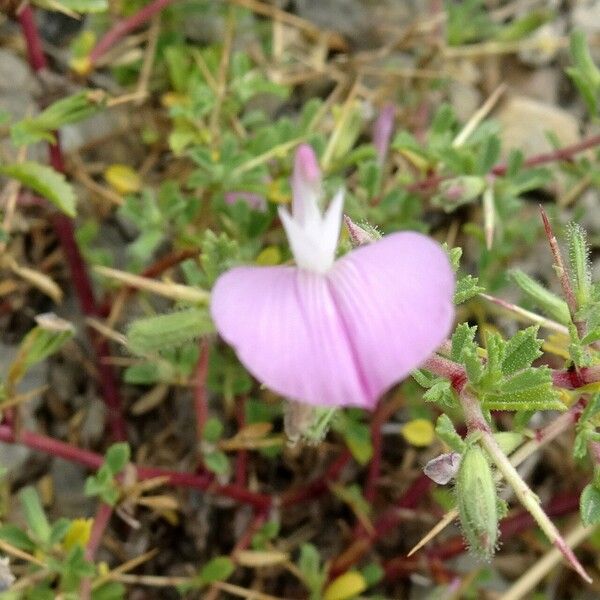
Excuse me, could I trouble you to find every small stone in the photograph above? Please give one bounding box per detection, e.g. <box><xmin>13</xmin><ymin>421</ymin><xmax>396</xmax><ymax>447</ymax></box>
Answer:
<box><xmin>496</xmin><ymin>95</ymin><xmax>580</xmax><ymax>158</ymax></box>
<box><xmin>518</xmin><ymin>19</ymin><xmax>565</xmax><ymax>67</ymax></box>
<box><xmin>0</xmin><ymin>49</ymin><xmax>40</xmax><ymax>96</ymax></box>
<box><xmin>504</xmin><ymin>65</ymin><xmax>560</xmax><ymax>105</ymax></box>
<box><xmin>449</xmin><ymin>81</ymin><xmax>482</xmax><ymax>123</ymax></box>
<box><xmin>572</xmin><ymin>1</ymin><xmax>600</xmax><ymax>36</ymax></box>
<box><xmin>0</xmin><ymin>557</ymin><xmax>15</xmax><ymax>591</ymax></box>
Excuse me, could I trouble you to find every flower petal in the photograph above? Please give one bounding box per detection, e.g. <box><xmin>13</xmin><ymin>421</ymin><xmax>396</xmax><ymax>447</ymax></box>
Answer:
<box><xmin>211</xmin><ymin>232</ymin><xmax>455</xmax><ymax>409</ymax></box>
<box><xmin>291</xmin><ymin>144</ymin><xmax>322</xmax><ymax>224</ymax></box>
<box><xmin>224</xmin><ymin>191</ymin><xmax>267</xmax><ymax>212</ymax></box>
<box><xmin>327</xmin><ymin>231</ymin><xmax>455</xmax><ymax>404</ymax></box>
<box><xmin>211</xmin><ymin>266</ymin><xmax>368</xmax><ymax>407</ymax></box>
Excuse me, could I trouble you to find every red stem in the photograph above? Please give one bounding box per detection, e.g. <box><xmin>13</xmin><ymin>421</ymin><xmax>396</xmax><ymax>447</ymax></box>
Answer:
<box><xmin>280</xmin><ymin>450</ymin><xmax>352</xmax><ymax>506</ymax></box>
<box><xmin>85</xmin><ymin>502</ymin><xmax>113</xmax><ymax>561</ymax></box>
<box><xmin>17</xmin><ymin>5</ymin><xmax>46</xmax><ymax>71</ymax></box>
<box><xmin>0</xmin><ymin>424</ymin><xmax>269</xmax><ymax>509</ymax></box>
<box><xmin>235</xmin><ymin>396</ymin><xmax>248</xmax><ymax>488</ymax></box>
<box><xmin>89</xmin><ymin>0</ymin><xmax>177</xmax><ymax>65</ymax></box>
<box><xmin>17</xmin><ymin>6</ymin><xmax>127</xmax><ymax>441</ymax></box>
<box><xmin>194</xmin><ymin>341</ymin><xmax>210</xmax><ymax>443</ymax></box>
<box><xmin>330</xmin><ymin>474</ymin><xmax>432</xmax><ymax>576</ymax></box>
<box><xmin>407</xmin><ymin>133</ymin><xmax>600</xmax><ymax>194</ymax></box>
<box><xmin>0</xmin><ymin>424</ymin><xmax>356</xmax><ymax>510</ymax></box>
<box><xmin>81</xmin><ymin>502</ymin><xmax>114</xmax><ymax>599</ymax></box>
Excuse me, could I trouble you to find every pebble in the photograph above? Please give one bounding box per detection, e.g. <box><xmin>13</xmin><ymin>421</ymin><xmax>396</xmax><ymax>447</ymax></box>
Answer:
<box><xmin>496</xmin><ymin>95</ymin><xmax>580</xmax><ymax>157</ymax></box>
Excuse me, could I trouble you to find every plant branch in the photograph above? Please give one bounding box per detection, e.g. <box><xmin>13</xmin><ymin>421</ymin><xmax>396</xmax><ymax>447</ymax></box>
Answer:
<box><xmin>17</xmin><ymin>5</ymin><xmax>127</xmax><ymax>441</ymax></box>
<box><xmin>89</xmin><ymin>0</ymin><xmax>177</xmax><ymax>67</ymax></box>
<box><xmin>408</xmin><ymin>133</ymin><xmax>600</xmax><ymax>194</ymax></box>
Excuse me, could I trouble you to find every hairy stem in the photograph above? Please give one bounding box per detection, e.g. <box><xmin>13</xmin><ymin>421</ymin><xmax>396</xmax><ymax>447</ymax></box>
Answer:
<box><xmin>539</xmin><ymin>206</ymin><xmax>585</xmax><ymax>339</ymax></box>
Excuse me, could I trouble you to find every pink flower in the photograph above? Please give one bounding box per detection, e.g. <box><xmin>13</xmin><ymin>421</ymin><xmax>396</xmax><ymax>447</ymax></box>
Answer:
<box><xmin>210</xmin><ymin>144</ymin><xmax>455</xmax><ymax>409</ymax></box>
<box><xmin>372</xmin><ymin>103</ymin><xmax>396</xmax><ymax>165</ymax></box>
<box><xmin>224</xmin><ymin>191</ymin><xmax>267</xmax><ymax>212</ymax></box>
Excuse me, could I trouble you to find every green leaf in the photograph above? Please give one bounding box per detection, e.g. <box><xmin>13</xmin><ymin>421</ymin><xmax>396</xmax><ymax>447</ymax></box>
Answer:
<box><xmin>127</xmin><ymin>308</ymin><xmax>214</xmax><ymax>356</ymax></box>
<box><xmin>203</xmin><ymin>417</ymin><xmax>224</xmax><ymax>443</ymax></box>
<box><xmin>361</xmin><ymin>563</ymin><xmax>384</xmax><ymax>587</ymax></box>
<box><xmin>435</xmin><ymin>414</ymin><xmax>465</xmax><ymax>452</ymax></box>
<box><xmin>454</xmin><ymin>274</ymin><xmax>484</xmax><ymax>305</ymax></box>
<box><xmin>20</xmin><ymin>487</ymin><xmax>51</xmax><ymax>544</ymax></box>
<box><xmin>201</xmin><ymin>230</ymin><xmax>240</xmax><ymax>287</ymax></box>
<box><xmin>567</xmin><ymin>31</ymin><xmax>600</xmax><ymax>116</ymax></box>
<box><xmin>11</xmin><ymin>91</ymin><xmax>104</xmax><ymax>146</ymax></box>
<box><xmin>198</xmin><ymin>556</ymin><xmax>235</xmax><ymax>585</ymax></box>
<box><xmin>341</xmin><ymin>419</ymin><xmax>373</xmax><ymax>465</ymax></box>
<box><xmin>501</xmin><ymin>327</ymin><xmax>543</xmax><ymax>375</ymax></box>
<box><xmin>482</xmin><ymin>332</ymin><xmax>505</xmax><ymax>385</ymax></box>
<box><xmin>481</xmin><ymin>367</ymin><xmax>563</xmax><ymax>411</ymax></box>
<box><xmin>298</xmin><ymin>543</ymin><xmax>326</xmax><ymax>600</ymax></box>
<box><xmin>463</xmin><ymin>345</ymin><xmax>484</xmax><ymax>385</ymax></box>
<box><xmin>493</xmin><ymin>10</ymin><xmax>550</xmax><ymax>42</ymax></box>
<box><xmin>204</xmin><ymin>450</ymin><xmax>230</xmax><ymax>476</ymax></box>
<box><xmin>49</xmin><ymin>518</ymin><xmax>71</xmax><ymax>546</ymax></box>
<box><xmin>33</xmin><ymin>0</ymin><xmax>108</xmax><ymax>14</ymax></box>
<box><xmin>451</xmin><ymin>323</ymin><xmax>478</xmax><ymax>362</ymax></box>
<box><xmin>511</xmin><ymin>270</ymin><xmax>570</xmax><ymax>324</ymax></box>
<box><xmin>92</xmin><ymin>582</ymin><xmax>127</xmax><ymax>600</ymax></box>
<box><xmin>8</xmin><ymin>323</ymin><xmax>73</xmax><ymax>388</ymax></box>
<box><xmin>423</xmin><ymin>380</ymin><xmax>455</xmax><ymax>407</ymax></box>
<box><xmin>580</xmin><ymin>484</ymin><xmax>600</xmax><ymax>526</ymax></box>
<box><xmin>105</xmin><ymin>443</ymin><xmax>130</xmax><ymax>475</ymax></box>
<box><xmin>0</xmin><ymin>162</ymin><xmax>76</xmax><ymax>217</ymax></box>
<box><xmin>0</xmin><ymin>524</ymin><xmax>35</xmax><ymax>552</ymax></box>
<box><xmin>494</xmin><ymin>432</ymin><xmax>524</xmax><ymax>455</ymax></box>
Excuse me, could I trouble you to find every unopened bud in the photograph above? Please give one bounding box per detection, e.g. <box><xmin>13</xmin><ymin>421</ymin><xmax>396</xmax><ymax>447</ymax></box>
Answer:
<box><xmin>372</xmin><ymin>103</ymin><xmax>396</xmax><ymax>164</ymax></box>
<box><xmin>424</xmin><ymin>452</ymin><xmax>461</xmax><ymax>485</ymax></box>
<box><xmin>567</xmin><ymin>223</ymin><xmax>592</xmax><ymax>308</ymax></box>
<box><xmin>437</xmin><ymin>176</ymin><xmax>486</xmax><ymax>209</ymax></box>
<box><xmin>343</xmin><ymin>215</ymin><xmax>380</xmax><ymax>247</ymax></box>
<box><xmin>291</xmin><ymin>144</ymin><xmax>322</xmax><ymax>221</ymax></box>
<box><xmin>455</xmin><ymin>444</ymin><xmax>498</xmax><ymax>560</ymax></box>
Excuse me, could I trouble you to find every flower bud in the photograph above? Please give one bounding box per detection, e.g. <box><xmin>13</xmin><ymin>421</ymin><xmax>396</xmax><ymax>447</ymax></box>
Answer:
<box><xmin>567</xmin><ymin>223</ymin><xmax>592</xmax><ymax>308</ymax></box>
<box><xmin>437</xmin><ymin>176</ymin><xmax>486</xmax><ymax>209</ymax></box>
<box><xmin>343</xmin><ymin>215</ymin><xmax>380</xmax><ymax>247</ymax></box>
<box><xmin>373</xmin><ymin>103</ymin><xmax>395</xmax><ymax>164</ymax></box>
<box><xmin>424</xmin><ymin>452</ymin><xmax>461</xmax><ymax>485</ymax></box>
<box><xmin>455</xmin><ymin>444</ymin><xmax>498</xmax><ymax>560</ymax></box>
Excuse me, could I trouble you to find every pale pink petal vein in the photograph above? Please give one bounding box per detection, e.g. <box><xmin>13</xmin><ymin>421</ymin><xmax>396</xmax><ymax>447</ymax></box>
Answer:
<box><xmin>210</xmin><ymin>231</ymin><xmax>455</xmax><ymax>409</ymax></box>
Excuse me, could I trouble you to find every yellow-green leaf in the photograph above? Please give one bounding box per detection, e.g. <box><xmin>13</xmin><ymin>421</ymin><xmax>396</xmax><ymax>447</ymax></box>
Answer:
<box><xmin>0</xmin><ymin>162</ymin><xmax>76</xmax><ymax>217</ymax></box>
<box><xmin>104</xmin><ymin>164</ymin><xmax>141</xmax><ymax>195</ymax></box>
<box><xmin>402</xmin><ymin>418</ymin><xmax>435</xmax><ymax>447</ymax></box>
<box><xmin>62</xmin><ymin>518</ymin><xmax>92</xmax><ymax>551</ymax></box>
<box><xmin>323</xmin><ymin>571</ymin><xmax>367</xmax><ymax>600</ymax></box>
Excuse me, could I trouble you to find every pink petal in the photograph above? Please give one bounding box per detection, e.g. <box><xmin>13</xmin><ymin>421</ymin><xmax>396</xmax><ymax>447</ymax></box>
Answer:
<box><xmin>327</xmin><ymin>232</ymin><xmax>455</xmax><ymax>405</ymax></box>
<box><xmin>211</xmin><ymin>266</ymin><xmax>367</xmax><ymax>407</ymax></box>
<box><xmin>224</xmin><ymin>191</ymin><xmax>267</xmax><ymax>212</ymax></box>
<box><xmin>291</xmin><ymin>144</ymin><xmax>321</xmax><ymax>223</ymax></box>
<box><xmin>211</xmin><ymin>232</ymin><xmax>455</xmax><ymax>409</ymax></box>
